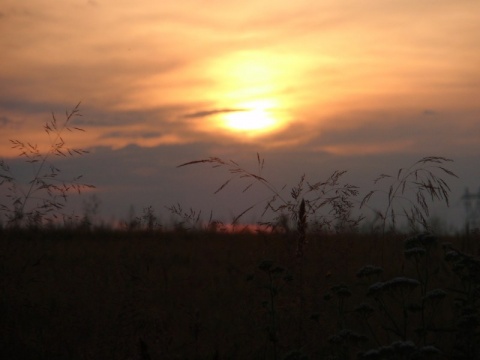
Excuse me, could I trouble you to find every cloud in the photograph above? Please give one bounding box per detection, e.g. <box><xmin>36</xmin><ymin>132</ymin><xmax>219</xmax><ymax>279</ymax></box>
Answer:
<box><xmin>0</xmin><ymin>99</ymin><xmax>65</xmax><ymax>114</ymax></box>
<box><xmin>0</xmin><ymin>116</ymin><xmax>11</xmax><ymax>127</ymax></box>
<box><xmin>300</xmin><ymin>108</ymin><xmax>480</xmax><ymax>157</ymax></box>
<box><xmin>101</xmin><ymin>130</ymin><xmax>163</xmax><ymax>139</ymax></box>
<box><xmin>1</xmin><ymin>8</ymin><xmax>479</xmax><ymax>144</ymax></box>
<box><xmin>183</xmin><ymin>108</ymin><xmax>247</xmax><ymax>118</ymax></box>
<box><xmin>423</xmin><ymin>109</ymin><xmax>437</xmax><ymax>116</ymax></box>
<box><xmin>38</xmin><ymin>139</ymin><xmax>470</xmax><ymax>227</ymax></box>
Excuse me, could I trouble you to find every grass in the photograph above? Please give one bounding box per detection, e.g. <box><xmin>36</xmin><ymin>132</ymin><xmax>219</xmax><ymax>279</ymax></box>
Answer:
<box><xmin>1</xmin><ymin>103</ymin><xmax>478</xmax><ymax>359</ymax></box>
<box><xmin>0</xmin><ymin>102</ymin><xmax>94</xmax><ymax>227</ymax></box>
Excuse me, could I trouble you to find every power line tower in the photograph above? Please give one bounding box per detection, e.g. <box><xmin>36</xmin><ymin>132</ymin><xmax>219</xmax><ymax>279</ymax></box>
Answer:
<box><xmin>461</xmin><ymin>187</ymin><xmax>480</xmax><ymax>232</ymax></box>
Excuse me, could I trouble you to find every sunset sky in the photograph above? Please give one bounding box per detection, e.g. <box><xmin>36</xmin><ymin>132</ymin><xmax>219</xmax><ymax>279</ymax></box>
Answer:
<box><xmin>1</xmin><ymin>0</ymin><xmax>480</xmax><ymax>228</ymax></box>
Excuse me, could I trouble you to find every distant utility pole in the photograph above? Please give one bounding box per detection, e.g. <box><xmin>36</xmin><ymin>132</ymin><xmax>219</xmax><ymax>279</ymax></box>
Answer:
<box><xmin>461</xmin><ymin>187</ymin><xmax>480</xmax><ymax>232</ymax></box>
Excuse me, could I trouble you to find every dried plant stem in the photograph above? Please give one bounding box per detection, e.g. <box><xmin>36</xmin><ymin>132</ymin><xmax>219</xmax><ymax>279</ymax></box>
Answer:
<box><xmin>296</xmin><ymin>198</ymin><xmax>307</xmax><ymax>258</ymax></box>
<box><xmin>17</xmin><ymin>103</ymin><xmax>82</xmax><ymax>219</ymax></box>
<box><xmin>178</xmin><ymin>154</ymin><xmax>361</xmax><ymax>242</ymax></box>
<box><xmin>1</xmin><ymin>102</ymin><xmax>94</xmax><ymax>226</ymax></box>
<box><xmin>360</xmin><ymin>156</ymin><xmax>457</xmax><ymax>264</ymax></box>
<box><xmin>295</xmin><ymin>198</ymin><xmax>307</xmax><ymax>348</ymax></box>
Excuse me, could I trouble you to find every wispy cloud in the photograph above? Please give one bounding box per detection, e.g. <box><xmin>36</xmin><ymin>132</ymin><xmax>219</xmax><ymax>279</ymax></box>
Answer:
<box><xmin>184</xmin><ymin>108</ymin><xmax>247</xmax><ymax>119</ymax></box>
<box><xmin>0</xmin><ymin>116</ymin><xmax>12</xmax><ymax>127</ymax></box>
<box><xmin>1</xmin><ymin>0</ymin><xmax>479</xmax><ymax>226</ymax></box>
<box><xmin>100</xmin><ymin>131</ymin><xmax>163</xmax><ymax>140</ymax></box>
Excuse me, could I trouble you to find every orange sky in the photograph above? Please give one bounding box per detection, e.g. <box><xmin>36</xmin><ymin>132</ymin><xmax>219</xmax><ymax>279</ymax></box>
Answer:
<box><xmin>1</xmin><ymin>0</ymin><xmax>479</xmax><ymax>225</ymax></box>
<box><xmin>2</xmin><ymin>0</ymin><xmax>480</xmax><ymax>154</ymax></box>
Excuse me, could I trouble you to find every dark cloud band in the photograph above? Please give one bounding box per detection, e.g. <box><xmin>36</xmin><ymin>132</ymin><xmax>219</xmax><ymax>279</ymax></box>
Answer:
<box><xmin>184</xmin><ymin>108</ymin><xmax>248</xmax><ymax>119</ymax></box>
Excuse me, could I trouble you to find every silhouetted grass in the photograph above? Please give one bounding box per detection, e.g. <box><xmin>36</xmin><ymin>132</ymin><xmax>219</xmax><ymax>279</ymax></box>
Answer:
<box><xmin>0</xmin><ymin>103</ymin><xmax>94</xmax><ymax>228</ymax></box>
<box><xmin>2</xmin><ymin>103</ymin><xmax>478</xmax><ymax>360</ymax></box>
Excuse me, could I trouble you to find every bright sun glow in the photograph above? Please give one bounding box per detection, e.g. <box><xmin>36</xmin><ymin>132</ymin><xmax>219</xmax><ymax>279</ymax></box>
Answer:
<box><xmin>201</xmin><ymin>51</ymin><xmax>303</xmax><ymax>137</ymax></box>
<box><xmin>221</xmin><ymin>100</ymin><xmax>282</xmax><ymax>134</ymax></box>
<box><xmin>224</xmin><ymin>109</ymin><xmax>275</xmax><ymax>131</ymax></box>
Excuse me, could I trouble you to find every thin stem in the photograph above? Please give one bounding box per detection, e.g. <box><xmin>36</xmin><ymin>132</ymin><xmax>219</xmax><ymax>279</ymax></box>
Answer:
<box><xmin>16</xmin><ymin>102</ymin><xmax>81</xmax><ymax>223</ymax></box>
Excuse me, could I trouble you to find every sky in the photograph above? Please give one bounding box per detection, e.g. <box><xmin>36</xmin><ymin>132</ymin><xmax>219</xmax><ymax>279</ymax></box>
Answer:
<box><xmin>1</xmin><ymin>0</ymin><xmax>480</xmax><ymax>230</ymax></box>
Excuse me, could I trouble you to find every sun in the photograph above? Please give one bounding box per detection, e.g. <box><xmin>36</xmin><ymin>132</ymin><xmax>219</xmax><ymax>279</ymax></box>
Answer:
<box><xmin>224</xmin><ymin>109</ymin><xmax>275</xmax><ymax>132</ymax></box>
<box><xmin>202</xmin><ymin>51</ymin><xmax>296</xmax><ymax>136</ymax></box>
<box><xmin>221</xmin><ymin>100</ymin><xmax>283</xmax><ymax>135</ymax></box>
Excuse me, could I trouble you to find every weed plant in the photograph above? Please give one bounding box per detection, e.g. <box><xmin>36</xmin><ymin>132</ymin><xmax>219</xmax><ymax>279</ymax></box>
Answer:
<box><xmin>0</xmin><ymin>103</ymin><xmax>94</xmax><ymax>227</ymax></box>
<box><xmin>177</xmin><ymin>153</ymin><xmax>467</xmax><ymax>360</ymax></box>
<box><xmin>4</xmin><ymin>228</ymin><xmax>480</xmax><ymax>359</ymax></box>
<box><xmin>360</xmin><ymin>156</ymin><xmax>457</xmax><ymax>235</ymax></box>
<box><xmin>247</xmin><ymin>260</ymin><xmax>293</xmax><ymax>359</ymax></box>
<box><xmin>123</xmin><ymin>205</ymin><xmax>163</xmax><ymax>232</ymax></box>
<box><xmin>166</xmin><ymin>203</ymin><xmax>204</xmax><ymax>231</ymax></box>
<box><xmin>3</xmin><ymin>104</ymin><xmax>480</xmax><ymax>360</ymax></box>
<box><xmin>178</xmin><ymin>153</ymin><xmax>362</xmax><ymax>247</ymax></box>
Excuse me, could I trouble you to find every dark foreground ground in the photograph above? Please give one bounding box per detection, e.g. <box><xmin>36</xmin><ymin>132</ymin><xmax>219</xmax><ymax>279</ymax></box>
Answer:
<box><xmin>1</xmin><ymin>228</ymin><xmax>479</xmax><ymax>360</ymax></box>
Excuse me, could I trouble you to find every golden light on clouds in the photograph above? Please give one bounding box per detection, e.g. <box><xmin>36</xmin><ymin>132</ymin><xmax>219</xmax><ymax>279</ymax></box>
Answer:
<box><xmin>213</xmin><ymin>52</ymin><xmax>281</xmax><ymax>95</ymax></box>
<box><xmin>221</xmin><ymin>100</ymin><xmax>283</xmax><ymax>135</ymax></box>
<box><xmin>2</xmin><ymin>0</ymin><xmax>480</xmax><ymax>231</ymax></box>
<box><xmin>223</xmin><ymin>108</ymin><xmax>275</xmax><ymax>133</ymax></box>
<box><xmin>197</xmin><ymin>51</ymin><xmax>306</xmax><ymax>137</ymax></box>
<box><xmin>0</xmin><ymin>0</ymin><xmax>479</xmax><ymax>155</ymax></box>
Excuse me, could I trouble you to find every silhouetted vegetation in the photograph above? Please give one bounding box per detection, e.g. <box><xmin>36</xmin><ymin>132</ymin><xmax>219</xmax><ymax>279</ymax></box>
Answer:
<box><xmin>1</xmin><ymin>229</ymin><xmax>480</xmax><ymax>359</ymax></box>
<box><xmin>1</xmin><ymin>104</ymin><xmax>479</xmax><ymax>360</ymax></box>
<box><xmin>0</xmin><ymin>102</ymin><xmax>94</xmax><ymax>228</ymax></box>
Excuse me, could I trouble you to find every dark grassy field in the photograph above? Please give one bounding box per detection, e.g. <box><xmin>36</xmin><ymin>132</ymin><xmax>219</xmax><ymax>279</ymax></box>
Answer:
<box><xmin>0</xmin><ymin>228</ymin><xmax>479</xmax><ymax>360</ymax></box>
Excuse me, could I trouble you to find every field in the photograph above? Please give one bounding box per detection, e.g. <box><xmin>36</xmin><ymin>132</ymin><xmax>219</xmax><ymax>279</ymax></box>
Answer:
<box><xmin>1</xmin><ymin>228</ymin><xmax>479</xmax><ymax>360</ymax></box>
<box><xmin>1</xmin><ymin>103</ymin><xmax>477</xmax><ymax>359</ymax></box>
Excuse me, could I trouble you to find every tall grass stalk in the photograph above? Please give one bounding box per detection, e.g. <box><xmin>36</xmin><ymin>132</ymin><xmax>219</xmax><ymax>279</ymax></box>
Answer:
<box><xmin>360</xmin><ymin>156</ymin><xmax>457</xmax><ymax>264</ymax></box>
<box><xmin>178</xmin><ymin>153</ymin><xmax>361</xmax><ymax>238</ymax></box>
<box><xmin>0</xmin><ymin>102</ymin><xmax>94</xmax><ymax>227</ymax></box>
